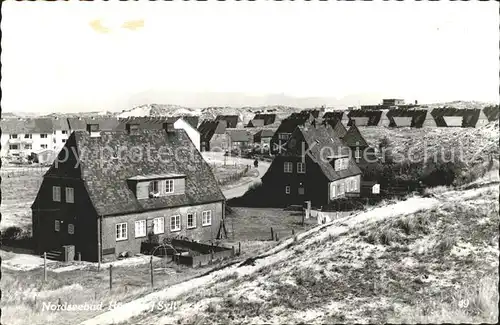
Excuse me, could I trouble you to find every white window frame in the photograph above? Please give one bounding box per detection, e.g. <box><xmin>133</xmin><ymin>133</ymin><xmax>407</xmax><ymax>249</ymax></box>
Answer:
<box><xmin>9</xmin><ymin>144</ymin><xmax>19</xmax><ymax>150</ymax></box>
<box><xmin>62</xmin><ymin>130</ymin><xmax>68</xmax><ymax>134</ymax></box>
<box><xmin>65</xmin><ymin>187</ymin><xmax>74</xmax><ymax>203</ymax></box>
<box><xmin>331</xmin><ymin>183</ymin><xmax>336</xmax><ymax>198</ymax></box>
<box><xmin>202</xmin><ymin>211</ymin><xmax>212</xmax><ymax>226</ymax></box>
<box><xmin>24</xmin><ymin>134</ymin><xmax>32</xmax><ymax>139</ymax></box>
<box><xmin>116</xmin><ymin>223</ymin><xmax>128</xmax><ymax>241</ymax></box>
<box><xmin>165</xmin><ymin>179</ymin><xmax>174</xmax><ymax>194</ymax></box>
<box><xmin>135</xmin><ymin>220</ymin><xmax>147</xmax><ymax>238</ymax></box>
<box><xmin>41</xmin><ymin>144</ymin><xmax>48</xmax><ymax>149</ymax></box>
<box><xmin>55</xmin><ymin>220</ymin><xmax>60</xmax><ymax>232</ymax></box>
<box><xmin>334</xmin><ymin>159</ymin><xmax>340</xmax><ymax>171</ymax></box>
<box><xmin>68</xmin><ymin>223</ymin><xmax>74</xmax><ymax>235</ymax></box>
<box><xmin>154</xmin><ymin>217</ymin><xmax>165</xmax><ymax>234</ymax></box>
<box><xmin>352</xmin><ymin>178</ymin><xmax>358</xmax><ymax>191</ymax></box>
<box><xmin>40</xmin><ymin>134</ymin><xmax>48</xmax><ymax>139</ymax></box>
<box><xmin>10</xmin><ymin>134</ymin><xmax>18</xmax><ymax>139</ymax></box>
<box><xmin>340</xmin><ymin>183</ymin><xmax>345</xmax><ymax>195</ymax></box>
<box><xmin>187</xmin><ymin>213</ymin><xmax>196</xmax><ymax>229</ymax></box>
<box><xmin>52</xmin><ymin>186</ymin><xmax>61</xmax><ymax>202</ymax></box>
<box><xmin>170</xmin><ymin>215</ymin><xmax>181</xmax><ymax>232</ymax></box>
<box><xmin>24</xmin><ymin>144</ymin><xmax>32</xmax><ymax>150</ymax></box>
<box><xmin>297</xmin><ymin>162</ymin><xmax>306</xmax><ymax>174</ymax></box>
<box><xmin>285</xmin><ymin>186</ymin><xmax>291</xmax><ymax>194</ymax></box>
<box><xmin>284</xmin><ymin>162</ymin><xmax>293</xmax><ymax>173</ymax></box>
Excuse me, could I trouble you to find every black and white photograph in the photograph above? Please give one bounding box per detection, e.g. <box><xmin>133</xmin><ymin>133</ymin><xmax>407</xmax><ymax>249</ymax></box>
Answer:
<box><xmin>0</xmin><ymin>0</ymin><xmax>499</xmax><ymax>324</ymax></box>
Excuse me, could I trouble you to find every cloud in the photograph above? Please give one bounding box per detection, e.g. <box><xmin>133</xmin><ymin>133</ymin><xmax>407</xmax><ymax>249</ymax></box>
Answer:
<box><xmin>121</xmin><ymin>19</ymin><xmax>144</xmax><ymax>31</ymax></box>
<box><xmin>89</xmin><ymin>19</ymin><xmax>110</xmax><ymax>34</ymax></box>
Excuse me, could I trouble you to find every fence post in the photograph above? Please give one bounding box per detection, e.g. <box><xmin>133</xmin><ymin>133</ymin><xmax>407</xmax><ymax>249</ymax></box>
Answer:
<box><xmin>238</xmin><ymin>242</ymin><xmax>241</xmax><ymax>256</ymax></box>
<box><xmin>150</xmin><ymin>256</ymin><xmax>154</xmax><ymax>289</ymax></box>
<box><xmin>109</xmin><ymin>265</ymin><xmax>113</xmax><ymax>290</ymax></box>
<box><xmin>231</xmin><ymin>246</ymin><xmax>235</xmax><ymax>257</ymax></box>
<box><xmin>43</xmin><ymin>252</ymin><xmax>47</xmax><ymax>283</ymax></box>
<box><xmin>275</xmin><ymin>233</ymin><xmax>278</xmax><ymax>241</ymax></box>
<box><xmin>270</xmin><ymin>227</ymin><xmax>274</xmax><ymax>241</ymax></box>
<box><xmin>98</xmin><ymin>242</ymin><xmax>101</xmax><ymax>272</ymax></box>
<box><xmin>292</xmin><ymin>229</ymin><xmax>295</xmax><ymax>236</ymax></box>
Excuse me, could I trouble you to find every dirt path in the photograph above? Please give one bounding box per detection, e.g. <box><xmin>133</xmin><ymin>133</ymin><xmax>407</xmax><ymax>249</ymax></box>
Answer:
<box><xmin>202</xmin><ymin>152</ymin><xmax>270</xmax><ymax>200</ymax></box>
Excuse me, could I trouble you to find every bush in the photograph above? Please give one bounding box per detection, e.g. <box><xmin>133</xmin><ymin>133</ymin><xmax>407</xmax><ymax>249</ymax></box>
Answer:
<box><xmin>1</xmin><ymin>226</ymin><xmax>24</xmax><ymax>241</ymax></box>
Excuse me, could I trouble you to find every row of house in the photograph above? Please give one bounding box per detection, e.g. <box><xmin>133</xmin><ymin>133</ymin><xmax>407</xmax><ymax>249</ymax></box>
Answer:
<box><xmin>0</xmin><ymin>116</ymin><xmax>201</xmax><ymax>161</ymax></box>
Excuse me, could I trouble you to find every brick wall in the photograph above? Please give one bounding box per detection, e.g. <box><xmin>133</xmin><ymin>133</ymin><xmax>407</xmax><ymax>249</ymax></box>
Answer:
<box><xmin>101</xmin><ymin>201</ymin><xmax>224</xmax><ymax>258</ymax></box>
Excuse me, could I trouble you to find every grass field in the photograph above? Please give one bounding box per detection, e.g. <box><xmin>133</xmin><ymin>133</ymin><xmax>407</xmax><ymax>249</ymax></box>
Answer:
<box><xmin>1</xmin><ymin>168</ymin><xmax>46</xmax><ymax>231</ymax></box>
<box><xmin>121</xmin><ymin>179</ymin><xmax>499</xmax><ymax>325</ymax></box>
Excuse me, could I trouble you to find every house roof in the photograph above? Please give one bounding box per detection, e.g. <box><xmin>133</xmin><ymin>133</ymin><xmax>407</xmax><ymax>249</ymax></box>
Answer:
<box><xmin>323</xmin><ymin>111</ymin><xmax>344</xmax><ymax>121</ymax></box>
<box><xmin>43</xmin><ymin>129</ymin><xmax>225</xmax><ymax>216</ymax></box>
<box><xmin>0</xmin><ymin>118</ymin><xmax>61</xmax><ymax>134</ymax></box>
<box><xmin>67</xmin><ymin>117</ymin><xmax>121</xmax><ymax>131</ymax></box>
<box><xmin>198</xmin><ymin>120</ymin><xmax>221</xmax><ymax>142</ymax></box>
<box><xmin>323</xmin><ymin>118</ymin><xmax>348</xmax><ymax>138</ymax></box>
<box><xmin>215</xmin><ymin>115</ymin><xmax>239</xmax><ymax>128</ymax></box>
<box><xmin>253</xmin><ymin>114</ymin><xmax>276</xmax><ymax>125</ymax></box>
<box><xmin>247</xmin><ymin>119</ymin><xmax>265</xmax><ymax>127</ymax></box>
<box><xmin>228</xmin><ymin>129</ymin><xmax>252</xmax><ymax>142</ymax></box>
<box><xmin>342</xmin><ymin>124</ymin><xmax>369</xmax><ymax>148</ymax></box>
<box><xmin>294</xmin><ymin>124</ymin><xmax>362</xmax><ymax>181</ymax></box>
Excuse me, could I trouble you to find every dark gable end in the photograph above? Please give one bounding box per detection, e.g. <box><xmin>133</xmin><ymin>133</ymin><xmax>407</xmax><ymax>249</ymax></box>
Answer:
<box><xmin>342</xmin><ymin>124</ymin><xmax>369</xmax><ymax>148</ymax></box>
<box><xmin>73</xmin><ymin>129</ymin><xmax>225</xmax><ymax>216</ymax></box>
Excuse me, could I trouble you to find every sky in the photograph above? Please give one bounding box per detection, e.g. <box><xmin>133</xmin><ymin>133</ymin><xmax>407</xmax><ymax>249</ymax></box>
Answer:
<box><xmin>1</xmin><ymin>0</ymin><xmax>499</xmax><ymax>113</ymax></box>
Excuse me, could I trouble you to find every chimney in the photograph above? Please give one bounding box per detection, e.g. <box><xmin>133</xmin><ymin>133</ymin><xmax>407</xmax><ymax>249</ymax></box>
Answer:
<box><xmin>163</xmin><ymin>122</ymin><xmax>176</xmax><ymax>133</ymax></box>
<box><xmin>126</xmin><ymin>123</ymin><xmax>140</xmax><ymax>134</ymax></box>
<box><xmin>86</xmin><ymin>123</ymin><xmax>100</xmax><ymax>137</ymax></box>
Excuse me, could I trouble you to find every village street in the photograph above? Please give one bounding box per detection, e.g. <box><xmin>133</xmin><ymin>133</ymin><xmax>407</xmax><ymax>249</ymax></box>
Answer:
<box><xmin>201</xmin><ymin>151</ymin><xmax>271</xmax><ymax>200</ymax></box>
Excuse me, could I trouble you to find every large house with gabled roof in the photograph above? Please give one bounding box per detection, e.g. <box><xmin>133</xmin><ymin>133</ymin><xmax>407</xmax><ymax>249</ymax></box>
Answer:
<box><xmin>262</xmin><ymin>121</ymin><xmax>362</xmax><ymax>207</ymax></box>
<box><xmin>31</xmin><ymin>126</ymin><xmax>226</xmax><ymax>262</ymax></box>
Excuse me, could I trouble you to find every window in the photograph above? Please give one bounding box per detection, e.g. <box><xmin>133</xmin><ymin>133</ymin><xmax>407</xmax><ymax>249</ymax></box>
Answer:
<box><xmin>297</xmin><ymin>162</ymin><xmax>306</xmax><ymax>174</ymax></box>
<box><xmin>170</xmin><ymin>215</ymin><xmax>181</xmax><ymax>232</ymax></box>
<box><xmin>65</xmin><ymin>187</ymin><xmax>74</xmax><ymax>203</ymax></box>
<box><xmin>165</xmin><ymin>179</ymin><xmax>174</xmax><ymax>194</ymax></box>
<box><xmin>10</xmin><ymin>134</ymin><xmax>18</xmax><ymax>139</ymax></box>
<box><xmin>135</xmin><ymin>220</ymin><xmax>146</xmax><ymax>238</ymax></box>
<box><xmin>352</xmin><ymin>179</ymin><xmax>358</xmax><ymax>191</ymax></box>
<box><xmin>284</xmin><ymin>162</ymin><xmax>293</xmax><ymax>173</ymax></box>
<box><xmin>278</xmin><ymin>133</ymin><xmax>290</xmax><ymax>141</ymax></box>
<box><xmin>41</xmin><ymin>144</ymin><xmax>48</xmax><ymax>149</ymax></box>
<box><xmin>9</xmin><ymin>144</ymin><xmax>19</xmax><ymax>150</ymax></box>
<box><xmin>340</xmin><ymin>183</ymin><xmax>345</xmax><ymax>195</ymax></box>
<box><xmin>41</xmin><ymin>134</ymin><xmax>48</xmax><ymax>139</ymax></box>
<box><xmin>298</xmin><ymin>187</ymin><xmax>305</xmax><ymax>195</ymax></box>
<box><xmin>68</xmin><ymin>224</ymin><xmax>74</xmax><ymax>235</ymax></box>
<box><xmin>355</xmin><ymin>148</ymin><xmax>361</xmax><ymax>159</ymax></box>
<box><xmin>24</xmin><ymin>134</ymin><xmax>32</xmax><ymax>139</ymax></box>
<box><xmin>331</xmin><ymin>183</ymin><xmax>336</xmax><ymax>198</ymax></box>
<box><xmin>55</xmin><ymin>220</ymin><xmax>60</xmax><ymax>232</ymax></box>
<box><xmin>52</xmin><ymin>186</ymin><xmax>61</xmax><ymax>202</ymax></box>
<box><xmin>285</xmin><ymin>186</ymin><xmax>291</xmax><ymax>194</ymax></box>
<box><xmin>187</xmin><ymin>213</ymin><xmax>196</xmax><ymax>229</ymax></box>
<box><xmin>116</xmin><ymin>223</ymin><xmax>128</xmax><ymax>241</ymax></box>
<box><xmin>62</xmin><ymin>139</ymin><xmax>66</xmax><ymax>143</ymax></box>
<box><xmin>202</xmin><ymin>211</ymin><xmax>212</xmax><ymax>226</ymax></box>
<box><xmin>153</xmin><ymin>217</ymin><xmax>165</xmax><ymax>234</ymax></box>
<box><xmin>62</xmin><ymin>130</ymin><xmax>68</xmax><ymax>134</ymax></box>
<box><xmin>150</xmin><ymin>181</ymin><xmax>159</xmax><ymax>194</ymax></box>
<box><xmin>24</xmin><ymin>144</ymin><xmax>32</xmax><ymax>150</ymax></box>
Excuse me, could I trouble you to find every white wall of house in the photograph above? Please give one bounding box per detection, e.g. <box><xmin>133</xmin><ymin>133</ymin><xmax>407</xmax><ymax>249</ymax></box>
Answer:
<box><xmin>174</xmin><ymin>118</ymin><xmax>200</xmax><ymax>152</ymax></box>
<box><xmin>53</xmin><ymin>129</ymin><xmax>70</xmax><ymax>152</ymax></box>
<box><xmin>328</xmin><ymin>174</ymin><xmax>361</xmax><ymax>201</ymax></box>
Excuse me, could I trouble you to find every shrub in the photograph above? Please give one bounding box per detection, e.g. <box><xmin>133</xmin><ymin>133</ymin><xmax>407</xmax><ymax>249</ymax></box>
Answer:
<box><xmin>365</xmin><ymin>232</ymin><xmax>378</xmax><ymax>245</ymax></box>
<box><xmin>1</xmin><ymin>226</ymin><xmax>24</xmax><ymax>240</ymax></box>
<box><xmin>436</xmin><ymin>237</ymin><xmax>456</xmax><ymax>253</ymax></box>
<box><xmin>379</xmin><ymin>229</ymin><xmax>395</xmax><ymax>245</ymax></box>
<box><xmin>397</xmin><ymin>217</ymin><xmax>415</xmax><ymax>235</ymax></box>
